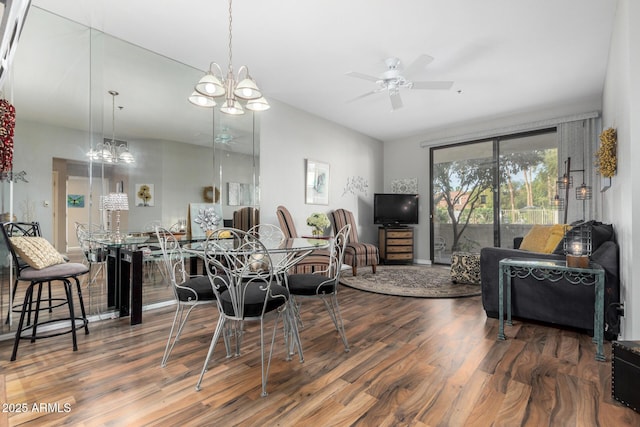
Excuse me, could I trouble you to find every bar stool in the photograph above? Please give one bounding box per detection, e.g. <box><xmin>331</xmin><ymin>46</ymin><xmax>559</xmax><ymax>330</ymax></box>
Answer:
<box><xmin>1</xmin><ymin>223</ymin><xmax>90</xmax><ymax>361</ymax></box>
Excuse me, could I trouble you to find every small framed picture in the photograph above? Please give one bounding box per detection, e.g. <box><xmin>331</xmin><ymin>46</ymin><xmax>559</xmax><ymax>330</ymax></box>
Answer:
<box><xmin>305</xmin><ymin>159</ymin><xmax>330</xmax><ymax>205</ymax></box>
<box><xmin>136</xmin><ymin>183</ymin><xmax>154</xmax><ymax>207</ymax></box>
<box><xmin>67</xmin><ymin>194</ymin><xmax>85</xmax><ymax>208</ymax></box>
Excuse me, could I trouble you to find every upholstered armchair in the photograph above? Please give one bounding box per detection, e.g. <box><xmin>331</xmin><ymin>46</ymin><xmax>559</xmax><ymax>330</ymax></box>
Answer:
<box><xmin>330</xmin><ymin>208</ymin><xmax>379</xmax><ymax>276</ymax></box>
<box><xmin>232</xmin><ymin>207</ymin><xmax>259</xmax><ymax>231</ymax></box>
<box><xmin>276</xmin><ymin>205</ymin><xmax>330</xmax><ymax>274</ymax></box>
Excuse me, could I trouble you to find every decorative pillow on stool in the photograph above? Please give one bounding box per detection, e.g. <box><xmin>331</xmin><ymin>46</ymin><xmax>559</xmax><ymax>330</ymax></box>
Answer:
<box><xmin>10</xmin><ymin>236</ymin><xmax>67</xmax><ymax>270</ymax></box>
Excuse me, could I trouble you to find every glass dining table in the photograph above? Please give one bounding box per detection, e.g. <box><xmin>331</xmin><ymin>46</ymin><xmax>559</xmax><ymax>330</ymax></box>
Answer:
<box><xmin>182</xmin><ymin>237</ymin><xmax>331</xmax><ymax>274</ymax></box>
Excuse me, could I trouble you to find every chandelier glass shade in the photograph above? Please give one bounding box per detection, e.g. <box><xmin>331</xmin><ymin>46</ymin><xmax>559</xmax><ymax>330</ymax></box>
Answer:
<box><xmin>189</xmin><ymin>0</ymin><xmax>269</xmax><ymax>114</ymax></box>
<box><xmin>87</xmin><ymin>90</ymin><xmax>135</xmax><ymax>164</ymax></box>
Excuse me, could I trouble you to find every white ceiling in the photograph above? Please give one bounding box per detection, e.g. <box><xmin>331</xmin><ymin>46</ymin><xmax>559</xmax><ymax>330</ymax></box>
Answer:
<box><xmin>31</xmin><ymin>0</ymin><xmax>618</xmax><ymax>142</ymax></box>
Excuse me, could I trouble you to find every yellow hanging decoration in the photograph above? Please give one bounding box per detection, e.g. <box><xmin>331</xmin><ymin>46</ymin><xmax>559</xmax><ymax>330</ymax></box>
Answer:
<box><xmin>595</xmin><ymin>127</ymin><xmax>617</xmax><ymax>178</ymax></box>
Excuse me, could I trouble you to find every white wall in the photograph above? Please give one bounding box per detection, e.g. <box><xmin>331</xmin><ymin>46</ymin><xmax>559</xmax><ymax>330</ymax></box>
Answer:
<box><xmin>260</xmin><ymin>100</ymin><xmax>383</xmax><ymax>243</ymax></box>
<box><xmin>602</xmin><ymin>0</ymin><xmax>640</xmax><ymax>340</ymax></box>
<box><xmin>10</xmin><ymin>120</ymin><xmax>89</xmax><ymax>238</ymax></box>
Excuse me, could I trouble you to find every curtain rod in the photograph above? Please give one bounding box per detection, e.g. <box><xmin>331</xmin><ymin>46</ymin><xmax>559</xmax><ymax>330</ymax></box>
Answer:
<box><xmin>420</xmin><ymin>111</ymin><xmax>600</xmax><ymax>148</ymax></box>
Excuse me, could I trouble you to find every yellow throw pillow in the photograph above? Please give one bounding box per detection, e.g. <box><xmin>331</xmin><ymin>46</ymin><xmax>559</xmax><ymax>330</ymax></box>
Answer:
<box><xmin>10</xmin><ymin>236</ymin><xmax>67</xmax><ymax>270</ymax></box>
<box><xmin>519</xmin><ymin>225</ymin><xmax>552</xmax><ymax>252</ymax></box>
<box><xmin>543</xmin><ymin>224</ymin><xmax>571</xmax><ymax>254</ymax></box>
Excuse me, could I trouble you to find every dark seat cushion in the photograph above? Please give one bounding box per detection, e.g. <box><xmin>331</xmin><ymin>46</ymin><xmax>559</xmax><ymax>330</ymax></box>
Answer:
<box><xmin>219</xmin><ymin>282</ymin><xmax>288</xmax><ymax>318</ymax></box>
<box><xmin>287</xmin><ymin>273</ymin><xmax>336</xmax><ymax>296</ymax></box>
<box><xmin>176</xmin><ymin>275</ymin><xmax>217</xmax><ymax>302</ymax></box>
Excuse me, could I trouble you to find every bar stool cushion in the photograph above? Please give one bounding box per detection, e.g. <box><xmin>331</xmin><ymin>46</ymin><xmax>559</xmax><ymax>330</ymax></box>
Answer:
<box><xmin>19</xmin><ymin>262</ymin><xmax>89</xmax><ymax>280</ymax></box>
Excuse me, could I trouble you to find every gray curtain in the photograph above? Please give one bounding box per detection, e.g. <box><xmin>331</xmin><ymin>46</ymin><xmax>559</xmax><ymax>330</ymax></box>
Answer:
<box><xmin>557</xmin><ymin>117</ymin><xmax>600</xmax><ymax>223</ymax></box>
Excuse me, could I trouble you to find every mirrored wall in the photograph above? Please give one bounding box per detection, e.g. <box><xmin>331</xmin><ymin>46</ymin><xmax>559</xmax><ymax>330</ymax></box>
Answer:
<box><xmin>0</xmin><ymin>6</ymin><xmax>260</xmax><ymax>331</ymax></box>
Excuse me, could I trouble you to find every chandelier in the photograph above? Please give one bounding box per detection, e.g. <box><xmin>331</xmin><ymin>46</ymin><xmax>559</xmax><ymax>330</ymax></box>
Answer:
<box><xmin>188</xmin><ymin>0</ymin><xmax>270</xmax><ymax>114</ymax></box>
<box><xmin>87</xmin><ymin>90</ymin><xmax>135</xmax><ymax>164</ymax></box>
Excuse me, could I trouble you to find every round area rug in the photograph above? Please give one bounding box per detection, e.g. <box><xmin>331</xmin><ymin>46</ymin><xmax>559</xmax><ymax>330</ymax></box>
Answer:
<box><xmin>340</xmin><ymin>265</ymin><xmax>482</xmax><ymax>298</ymax></box>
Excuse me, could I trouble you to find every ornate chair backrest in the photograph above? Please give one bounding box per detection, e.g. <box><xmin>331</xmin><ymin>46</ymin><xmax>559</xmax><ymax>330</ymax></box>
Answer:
<box><xmin>75</xmin><ymin>222</ymin><xmax>108</xmax><ymax>263</ymax></box>
<box><xmin>4</xmin><ymin>221</ymin><xmax>41</xmax><ymax>237</ymax></box>
<box><xmin>155</xmin><ymin>227</ymin><xmax>192</xmax><ymax>300</ymax></box>
<box><xmin>247</xmin><ymin>223</ymin><xmax>287</xmax><ymax>273</ymax></box>
<box><xmin>204</xmin><ymin>228</ymin><xmax>279</xmax><ymax>319</ymax></box>
<box><xmin>276</xmin><ymin>205</ymin><xmax>298</xmax><ymax>238</ymax></box>
<box><xmin>247</xmin><ymin>223</ymin><xmax>285</xmax><ymax>246</ymax></box>
<box><xmin>2</xmin><ymin>222</ymin><xmax>42</xmax><ymax>272</ymax></box>
<box><xmin>331</xmin><ymin>224</ymin><xmax>351</xmax><ymax>280</ymax></box>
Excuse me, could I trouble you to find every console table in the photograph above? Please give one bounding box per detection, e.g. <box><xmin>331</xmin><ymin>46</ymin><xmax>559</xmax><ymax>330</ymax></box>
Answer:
<box><xmin>497</xmin><ymin>257</ymin><xmax>605</xmax><ymax>361</ymax></box>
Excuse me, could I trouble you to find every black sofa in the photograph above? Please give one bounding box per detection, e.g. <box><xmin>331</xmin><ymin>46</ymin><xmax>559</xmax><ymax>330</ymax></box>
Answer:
<box><xmin>480</xmin><ymin>221</ymin><xmax>620</xmax><ymax>338</ymax></box>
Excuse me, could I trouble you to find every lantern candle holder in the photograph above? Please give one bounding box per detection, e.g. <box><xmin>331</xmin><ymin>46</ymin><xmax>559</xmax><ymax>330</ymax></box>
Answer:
<box><xmin>564</xmin><ymin>222</ymin><xmax>591</xmax><ymax>268</ymax></box>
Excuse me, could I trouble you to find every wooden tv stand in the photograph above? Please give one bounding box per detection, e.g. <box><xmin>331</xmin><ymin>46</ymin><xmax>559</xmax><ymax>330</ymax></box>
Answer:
<box><xmin>378</xmin><ymin>226</ymin><xmax>414</xmax><ymax>264</ymax></box>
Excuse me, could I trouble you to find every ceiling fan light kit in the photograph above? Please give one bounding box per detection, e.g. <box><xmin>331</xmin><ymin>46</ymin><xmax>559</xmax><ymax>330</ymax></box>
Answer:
<box><xmin>347</xmin><ymin>54</ymin><xmax>454</xmax><ymax>111</ymax></box>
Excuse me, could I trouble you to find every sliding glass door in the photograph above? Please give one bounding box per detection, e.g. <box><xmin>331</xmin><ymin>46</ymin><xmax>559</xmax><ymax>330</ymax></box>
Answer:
<box><xmin>430</xmin><ymin>129</ymin><xmax>558</xmax><ymax>264</ymax></box>
<box><xmin>431</xmin><ymin>140</ymin><xmax>495</xmax><ymax>263</ymax></box>
<box><xmin>498</xmin><ymin>132</ymin><xmax>559</xmax><ymax>250</ymax></box>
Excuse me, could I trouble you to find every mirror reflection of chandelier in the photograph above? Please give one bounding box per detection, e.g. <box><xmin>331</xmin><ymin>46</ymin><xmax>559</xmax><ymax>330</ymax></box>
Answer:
<box><xmin>87</xmin><ymin>90</ymin><xmax>135</xmax><ymax>164</ymax></box>
<box><xmin>188</xmin><ymin>0</ymin><xmax>270</xmax><ymax>114</ymax></box>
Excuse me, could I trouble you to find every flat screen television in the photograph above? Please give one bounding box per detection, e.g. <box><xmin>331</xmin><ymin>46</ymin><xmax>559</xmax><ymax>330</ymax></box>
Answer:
<box><xmin>374</xmin><ymin>193</ymin><xmax>419</xmax><ymax>226</ymax></box>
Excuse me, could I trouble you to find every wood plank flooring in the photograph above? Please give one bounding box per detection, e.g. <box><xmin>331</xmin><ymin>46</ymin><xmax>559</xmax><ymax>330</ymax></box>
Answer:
<box><xmin>1</xmin><ymin>279</ymin><xmax>638</xmax><ymax>426</ymax></box>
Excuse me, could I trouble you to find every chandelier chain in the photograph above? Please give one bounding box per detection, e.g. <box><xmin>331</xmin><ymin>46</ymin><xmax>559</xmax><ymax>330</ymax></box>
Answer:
<box><xmin>228</xmin><ymin>0</ymin><xmax>233</xmax><ymax>75</ymax></box>
<box><xmin>111</xmin><ymin>92</ymin><xmax>116</xmax><ymax>142</ymax></box>
<box><xmin>189</xmin><ymin>0</ymin><xmax>269</xmax><ymax>112</ymax></box>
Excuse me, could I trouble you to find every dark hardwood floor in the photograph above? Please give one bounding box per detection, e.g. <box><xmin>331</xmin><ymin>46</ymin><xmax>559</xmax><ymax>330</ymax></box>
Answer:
<box><xmin>1</xmin><ymin>277</ymin><xmax>638</xmax><ymax>426</ymax></box>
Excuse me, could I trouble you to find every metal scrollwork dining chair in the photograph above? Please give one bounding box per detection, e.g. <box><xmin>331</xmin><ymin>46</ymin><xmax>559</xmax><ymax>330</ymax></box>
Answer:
<box><xmin>195</xmin><ymin>228</ymin><xmax>299</xmax><ymax>397</ymax></box>
<box><xmin>285</xmin><ymin>224</ymin><xmax>351</xmax><ymax>352</ymax></box>
<box><xmin>155</xmin><ymin>227</ymin><xmax>223</xmax><ymax>367</ymax></box>
<box><xmin>74</xmin><ymin>222</ymin><xmax>108</xmax><ymax>311</ymax></box>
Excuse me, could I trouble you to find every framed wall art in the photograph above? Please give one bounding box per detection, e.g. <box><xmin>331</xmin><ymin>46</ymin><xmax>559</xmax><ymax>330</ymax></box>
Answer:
<box><xmin>227</xmin><ymin>182</ymin><xmax>255</xmax><ymax>206</ymax></box>
<box><xmin>305</xmin><ymin>159</ymin><xmax>330</xmax><ymax>205</ymax></box>
<box><xmin>136</xmin><ymin>183</ymin><xmax>154</xmax><ymax>207</ymax></box>
<box><xmin>67</xmin><ymin>194</ymin><xmax>85</xmax><ymax>208</ymax></box>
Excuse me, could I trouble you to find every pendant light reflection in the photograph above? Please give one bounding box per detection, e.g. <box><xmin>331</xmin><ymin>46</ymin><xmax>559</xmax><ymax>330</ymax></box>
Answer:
<box><xmin>87</xmin><ymin>90</ymin><xmax>135</xmax><ymax>164</ymax></box>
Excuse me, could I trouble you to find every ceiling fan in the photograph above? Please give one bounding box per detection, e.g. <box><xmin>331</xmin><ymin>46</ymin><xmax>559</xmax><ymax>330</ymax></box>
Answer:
<box><xmin>215</xmin><ymin>126</ymin><xmax>236</xmax><ymax>145</ymax></box>
<box><xmin>346</xmin><ymin>54</ymin><xmax>454</xmax><ymax>111</ymax></box>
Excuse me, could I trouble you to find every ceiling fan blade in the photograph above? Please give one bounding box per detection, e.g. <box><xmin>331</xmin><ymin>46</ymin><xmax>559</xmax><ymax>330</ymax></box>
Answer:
<box><xmin>411</xmin><ymin>81</ymin><xmax>454</xmax><ymax>90</ymax></box>
<box><xmin>345</xmin><ymin>71</ymin><xmax>380</xmax><ymax>82</ymax></box>
<box><xmin>347</xmin><ymin>89</ymin><xmax>383</xmax><ymax>103</ymax></box>
<box><xmin>403</xmin><ymin>54</ymin><xmax>434</xmax><ymax>78</ymax></box>
<box><xmin>390</xmin><ymin>92</ymin><xmax>403</xmax><ymax>111</ymax></box>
